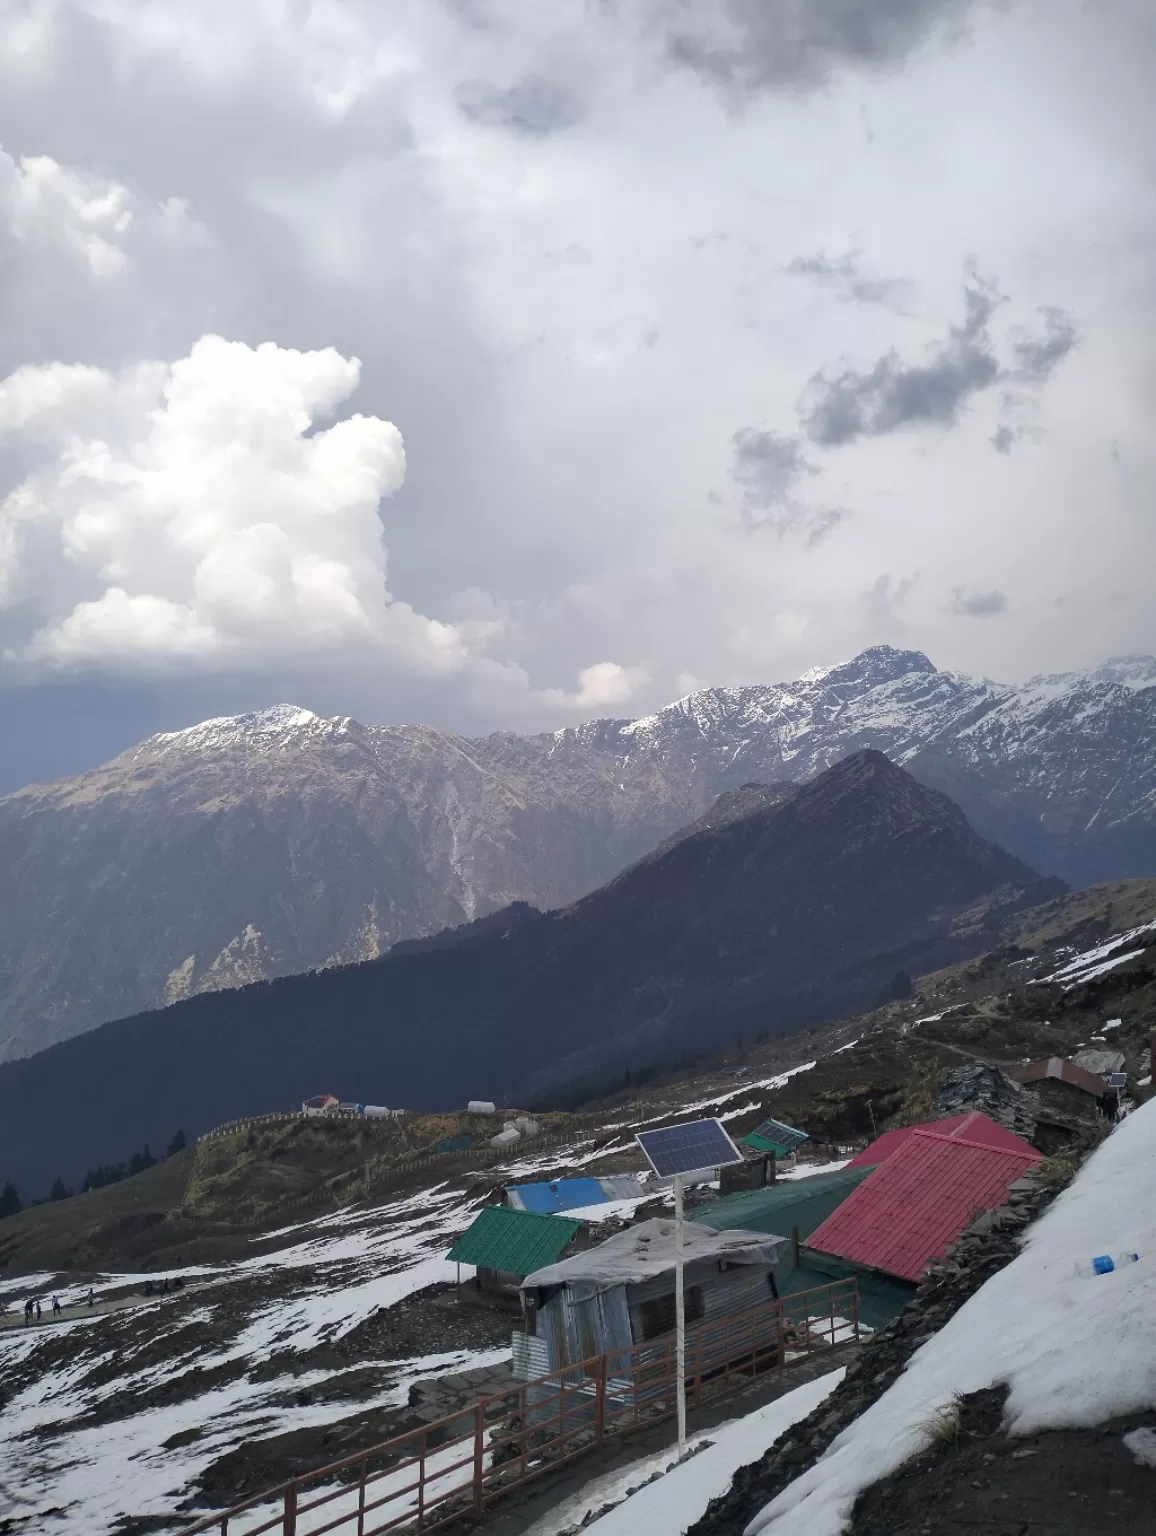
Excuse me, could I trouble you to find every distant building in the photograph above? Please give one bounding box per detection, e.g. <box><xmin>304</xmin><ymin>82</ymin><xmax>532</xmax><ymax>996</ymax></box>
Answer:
<box><xmin>505</xmin><ymin>1175</ymin><xmax>644</xmax><ymax>1215</ymax></box>
<box><xmin>1008</xmin><ymin>1057</ymin><xmax>1111</xmax><ymax>1150</ymax></box>
<box><xmin>301</xmin><ymin>1094</ymin><xmax>339</xmax><ymax>1116</ymax></box>
<box><xmin>741</xmin><ymin>1117</ymin><xmax>810</xmax><ymax>1159</ymax></box>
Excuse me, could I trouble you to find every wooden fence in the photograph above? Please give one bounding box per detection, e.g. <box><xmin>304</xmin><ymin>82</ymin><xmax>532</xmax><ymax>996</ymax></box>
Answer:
<box><xmin>171</xmin><ymin>1279</ymin><xmax>859</xmax><ymax>1536</ymax></box>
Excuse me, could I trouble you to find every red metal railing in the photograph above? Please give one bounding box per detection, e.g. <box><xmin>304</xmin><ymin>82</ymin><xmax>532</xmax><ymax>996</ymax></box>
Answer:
<box><xmin>172</xmin><ymin>1280</ymin><xmax>858</xmax><ymax>1536</ymax></box>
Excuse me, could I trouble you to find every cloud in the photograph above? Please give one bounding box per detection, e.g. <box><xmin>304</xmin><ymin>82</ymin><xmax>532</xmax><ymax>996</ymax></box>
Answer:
<box><xmin>787</xmin><ymin>248</ymin><xmax>909</xmax><ymax>306</ymax></box>
<box><xmin>0</xmin><ymin>337</ymin><xmax>448</xmax><ymax>670</ymax></box>
<box><xmin>990</xmin><ymin>423</ymin><xmax>1017</xmax><ymax>454</ymax></box>
<box><xmin>457</xmin><ymin>76</ymin><xmax>582</xmax><ymax>136</ymax></box>
<box><xmin>730</xmin><ymin>427</ymin><xmax>848</xmax><ymax>543</ymax></box>
<box><xmin>1008</xmin><ymin>305</ymin><xmax>1078</xmax><ymax>383</ymax></box>
<box><xmin>799</xmin><ymin>274</ymin><xmax>1077</xmax><ymax>448</ymax></box>
<box><xmin>800</xmin><ymin>274</ymin><xmax>1002</xmax><ymax>445</ymax></box>
<box><xmin>663</xmin><ymin>0</ymin><xmax>971</xmax><ymax>96</ymax></box>
<box><xmin>951</xmin><ymin>585</ymin><xmax>1007</xmax><ymax>616</ymax></box>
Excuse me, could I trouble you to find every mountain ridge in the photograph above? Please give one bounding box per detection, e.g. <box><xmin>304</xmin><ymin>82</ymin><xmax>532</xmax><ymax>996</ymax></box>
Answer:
<box><xmin>1</xmin><ymin>644</ymin><xmax>1153</xmax><ymax>1061</ymax></box>
<box><xmin>0</xmin><ymin>750</ymin><xmax>1056</xmax><ymax>1194</ymax></box>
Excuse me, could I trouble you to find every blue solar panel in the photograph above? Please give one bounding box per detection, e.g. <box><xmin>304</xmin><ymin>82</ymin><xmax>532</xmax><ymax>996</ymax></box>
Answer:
<box><xmin>635</xmin><ymin>1118</ymin><xmax>743</xmax><ymax>1178</ymax></box>
<box><xmin>1108</xmin><ymin>1072</ymin><xmax>1127</xmax><ymax>1088</ymax></box>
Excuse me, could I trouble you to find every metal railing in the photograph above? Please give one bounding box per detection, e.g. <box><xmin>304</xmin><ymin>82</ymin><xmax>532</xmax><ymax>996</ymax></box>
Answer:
<box><xmin>172</xmin><ymin>1279</ymin><xmax>858</xmax><ymax>1536</ymax></box>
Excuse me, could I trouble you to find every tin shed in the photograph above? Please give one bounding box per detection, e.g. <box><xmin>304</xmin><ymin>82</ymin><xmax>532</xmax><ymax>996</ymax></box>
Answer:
<box><xmin>808</xmin><ymin>1129</ymin><xmax>1041</xmax><ymax>1283</ymax></box>
<box><xmin>520</xmin><ymin>1217</ymin><xmax>787</xmax><ymax>1369</ymax></box>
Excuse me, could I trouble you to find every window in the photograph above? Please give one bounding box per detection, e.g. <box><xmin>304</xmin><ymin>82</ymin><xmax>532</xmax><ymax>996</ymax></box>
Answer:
<box><xmin>638</xmin><ymin>1286</ymin><xmax>705</xmax><ymax>1340</ymax></box>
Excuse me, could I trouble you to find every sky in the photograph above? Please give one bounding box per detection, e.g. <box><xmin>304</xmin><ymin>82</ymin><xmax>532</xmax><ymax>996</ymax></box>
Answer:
<box><xmin>0</xmin><ymin>0</ymin><xmax>1154</xmax><ymax>790</ymax></box>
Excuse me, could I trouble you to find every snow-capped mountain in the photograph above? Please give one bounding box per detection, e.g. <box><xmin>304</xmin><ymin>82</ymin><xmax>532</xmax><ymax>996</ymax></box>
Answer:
<box><xmin>0</xmin><ymin>644</ymin><xmax>1153</xmax><ymax>1062</ymax></box>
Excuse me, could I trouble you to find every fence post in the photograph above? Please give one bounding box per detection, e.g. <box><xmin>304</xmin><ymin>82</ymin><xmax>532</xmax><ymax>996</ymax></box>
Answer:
<box><xmin>852</xmin><ymin>1282</ymin><xmax>860</xmax><ymax>1344</ymax></box>
<box><xmin>358</xmin><ymin>1454</ymin><xmax>368</xmax><ymax>1535</ymax></box>
<box><xmin>829</xmin><ymin>1290</ymin><xmax>836</xmax><ymax>1349</ymax></box>
<box><xmin>283</xmin><ymin>1482</ymin><xmax>297</xmax><ymax>1536</ymax></box>
<box><xmin>595</xmin><ymin>1351</ymin><xmax>607</xmax><ymax>1445</ymax></box>
<box><xmin>472</xmin><ymin>1401</ymin><xmax>486</xmax><ymax>1517</ymax></box>
<box><xmin>776</xmin><ymin>1299</ymin><xmax>786</xmax><ymax>1369</ymax></box>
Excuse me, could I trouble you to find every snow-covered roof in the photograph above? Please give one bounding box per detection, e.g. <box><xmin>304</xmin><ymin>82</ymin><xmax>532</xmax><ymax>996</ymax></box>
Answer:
<box><xmin>521</xmin><ymin>1217</ymin><xmax>787</xmax><ymax>1289</ymax></box>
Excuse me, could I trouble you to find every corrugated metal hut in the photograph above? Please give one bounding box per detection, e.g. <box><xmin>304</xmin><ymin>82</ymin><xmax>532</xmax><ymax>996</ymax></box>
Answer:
<box><xmin>844</xmin><ymin>1111</ymin><xmax>1038</xmax><ymax>1171</ymax></box>
<box><xmin>808</xmin><ymin>1129</ymin><xmax>1041</xmax><ymax>1283</ymax></box>
<box><xmin>742</xmin><ymin>1117</ymin><xmax>810</xmax><ymax>1158</ymax></box>
<box><xmin>519</xmin><ymin>1218</ymin><xmax>786</xmax><ymax>1370</ymax></box>
<box><xmin>447</xmin><ymin>1206</ymin><xmax>583</xmax><ymax>1297</ymax></box>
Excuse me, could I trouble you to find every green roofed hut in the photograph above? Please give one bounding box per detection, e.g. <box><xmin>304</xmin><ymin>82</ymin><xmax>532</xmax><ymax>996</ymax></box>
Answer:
<box><xmin>694</xmin><ymin>1165</ymin><xmax>909</xmax><ymax>1330</ymax></box>
<box><xmin>447</xmin><ymin>1205</ymin><xmax>584</xmax><ymax>1301</ymax></box>
<box><xmin>742</xmin><ymin>1116</ymin><xmax>810</xmax><ymax>1159</ymax></box>
<box><xmin>695</xmin><ymin>1165</ymin><xmax>877</xmax><ymax>1250</ymax></box>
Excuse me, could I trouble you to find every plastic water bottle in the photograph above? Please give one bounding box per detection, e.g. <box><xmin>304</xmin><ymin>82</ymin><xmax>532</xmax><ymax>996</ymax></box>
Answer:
<box><xmin>1074</xmin><ymin>1252</ymin><xmax>1140</xmax><ymax>1277</ymax></box>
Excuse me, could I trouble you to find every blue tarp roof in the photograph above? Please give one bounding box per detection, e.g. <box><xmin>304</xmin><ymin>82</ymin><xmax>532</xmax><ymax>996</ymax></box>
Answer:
<box><xmin>506</xmin><ymin>1177</ymin><xmax>608</xmax><ymax>1214</ymax></box>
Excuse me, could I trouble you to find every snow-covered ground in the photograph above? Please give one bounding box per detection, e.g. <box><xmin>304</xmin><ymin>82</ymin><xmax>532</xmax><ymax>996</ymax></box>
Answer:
<box><xmin>0</xmin><ymin>1184</ymin><xmax>493</xmax><ymax>1535</ymax></box>
<box><xmin>523</xmin><ymin>1369</ymin><xmax>845</xmax><ymax>1536</ymax></box>
<box><xmin>1030</xmin><ymin>922</ymin><xmax>1156</xmax><ymax>989</ymax></box>
<box><xmin>748</xmin><ymin>1099</ymin><xmax>1156</xmax><ymax>1536</ymax></box>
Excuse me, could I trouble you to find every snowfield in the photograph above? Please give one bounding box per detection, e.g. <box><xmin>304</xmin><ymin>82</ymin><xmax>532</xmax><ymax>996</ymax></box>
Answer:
<box><xmin>748</xmin><ymin>1098</ymin><xmax>1156</xmax><ymax>1536</ymax></box>
<box><xmin>0</xmin><ymin>1184</ymin><xmax>491</xmax><ymax>1535</ymax></box>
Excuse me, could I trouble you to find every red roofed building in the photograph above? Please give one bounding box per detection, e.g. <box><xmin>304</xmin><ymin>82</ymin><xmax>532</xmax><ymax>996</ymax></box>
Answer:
<box><xmin>844</xmin><ymin>1111</ymin><xmax>1037</xmax><ymax>1171</ymax></box>
<box><xmin>808</xmin><ymin>1130</ymin><xmax>1042</xmax><ymax>1283</ymax></box>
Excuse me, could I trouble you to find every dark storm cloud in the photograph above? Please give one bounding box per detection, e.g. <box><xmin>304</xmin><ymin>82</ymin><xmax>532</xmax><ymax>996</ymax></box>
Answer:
<box><xmin>1008</xmin><ymin>305</ymin><xmax>1078</xmax><ymax>382</ymax></box>
<box><xmin>951</xmin><ymin>586</ymin><xmax>1007</xmax><ymax>616</ymax></box>
<box><xmin>664</xmin><ymin>0</ymin><xmax>971</xmax><ymax>95</ymax></box>
<box><xmin>730</xmin><ymin>428</ymin><xmax>847</xmax><ymax>543</ymax></box>
<box><xmin>990</xmin><ymin>423</ymin><xmax>1017</xmax><ymax>454</ymax></box>
<box><xmin>800</xmin><ymin>275</ymin><xmax>1001</xmax><ymax>445</ymax></box>
<box><xmin>457</xmin><ymin>76</ymin><xmax>582</xmax><ymax>136</ymax></box>
<box><xmin>787</xmin><ymin>248</ymin><xmax>909</xmax><ymax>305</ymax></box>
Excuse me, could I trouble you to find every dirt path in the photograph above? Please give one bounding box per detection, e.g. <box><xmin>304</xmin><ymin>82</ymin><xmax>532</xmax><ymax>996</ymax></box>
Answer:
<box><xmin>0</xmin><ymin>1288</ymin><xmax>194</xmax><ymax>1332</ymax></box>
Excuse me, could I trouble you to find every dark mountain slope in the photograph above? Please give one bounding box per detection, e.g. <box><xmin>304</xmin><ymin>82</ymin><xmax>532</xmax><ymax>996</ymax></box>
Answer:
<box><xmin>0</xmin><ymin>753</ymin><xmax>1054</xmax><ymax>1195</ymax></box>
<box><xmin>2</xmin><ymin>645</ymin><xmax>1152</xmax><ymax>1064</ymax></box>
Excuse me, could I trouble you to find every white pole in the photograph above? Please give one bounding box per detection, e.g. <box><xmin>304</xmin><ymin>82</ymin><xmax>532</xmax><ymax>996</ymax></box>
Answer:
<box><xmin>674</xmin><ymin>1171</ymin><xmax>687</xmax><ymax>1456</ymax></box>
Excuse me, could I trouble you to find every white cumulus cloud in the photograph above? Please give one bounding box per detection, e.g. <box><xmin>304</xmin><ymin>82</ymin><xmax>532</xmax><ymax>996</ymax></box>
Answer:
<box><xmin>0</xmin><ymin>335</ymin><xmax>646</xmax><ymax>717</ymax></box>
<box><xmin>0</xmin><ymin>335</ymin><xmax>455</xmax><ymax>669</ymax></box>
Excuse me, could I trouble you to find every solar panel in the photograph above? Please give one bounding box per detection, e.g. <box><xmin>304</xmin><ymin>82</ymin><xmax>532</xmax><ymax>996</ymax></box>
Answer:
<box><xmin>1108</xmin><ymin>1072</ymin><xmax>1128</xmax><ymax>1089</ymax></box>
<box><xmin>747</xmin><ymin>1116</ymin><xmax>809</xmax><ymax>1152</ymax></box>
<box><xmin>635</xmin><ymin>1118</ymin><xmax>743</xmax><ymax>1179</ymax></box>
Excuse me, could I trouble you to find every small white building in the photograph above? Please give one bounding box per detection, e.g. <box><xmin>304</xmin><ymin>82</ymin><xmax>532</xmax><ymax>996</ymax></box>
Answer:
<box><xmin>301</xmin><ymin>1093</ymin><xmax>339</xmax><ymax>1116</ymax></box>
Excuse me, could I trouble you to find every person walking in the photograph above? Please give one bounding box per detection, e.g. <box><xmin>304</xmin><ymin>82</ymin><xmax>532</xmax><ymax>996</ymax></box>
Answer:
<box><xmin>51</xmin><ymin>1295</ymin><xmax>61</xmax><ymax>1317</ymax></box>
<box><xmin>34</xmin><ymin>1300</ymin><xmax>41</xmax><ymax>1322</ymax></box>
<box><xmin>23</xmin><ymin>1298</ymin><xmax>32</xmax><ymax>1324</ymax></box>
<box><xmin>86</xmin><ymin>1288</ymin><xmax>94</xmax><ymax>1308</ymax></box>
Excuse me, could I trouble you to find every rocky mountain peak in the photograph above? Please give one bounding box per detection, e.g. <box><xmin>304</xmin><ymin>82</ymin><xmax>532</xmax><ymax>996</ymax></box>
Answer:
<box><xmin>137</xmin><ymin>704</ymin><xmax>336</xmax><ymax>760</ymax></box>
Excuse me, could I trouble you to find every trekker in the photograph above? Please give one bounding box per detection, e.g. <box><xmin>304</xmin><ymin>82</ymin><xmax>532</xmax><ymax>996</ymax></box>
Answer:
<box><xmin>52</xmin><ymin>1295</ymin><xmax>61</xmax><ymax>1316</ymax></box>
<box><xmin>35</xmin><ymin>1300</ymin><xmax>41</xmax><ymax>1322</ymax></box>
<box><xmin>86</xmin><ymin>1288</ymin><xmax>94</xmax><ymax>1308</ymax></box>
<box><xmin>23</xmin><ymin>1298</ymin><xmax>32</xmax><ymax>1324</ymax></box>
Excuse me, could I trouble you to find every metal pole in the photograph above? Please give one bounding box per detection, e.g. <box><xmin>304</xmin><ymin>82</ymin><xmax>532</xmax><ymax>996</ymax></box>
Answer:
<box><xmin>674</xmin><ymin>1172</ymin><xmax>687</xmax><ymax>1456</ymax></box>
